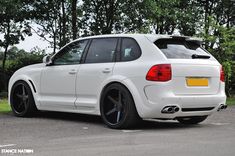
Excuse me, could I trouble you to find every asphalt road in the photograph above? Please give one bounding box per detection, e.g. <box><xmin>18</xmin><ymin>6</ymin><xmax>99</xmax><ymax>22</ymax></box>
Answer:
<box><xmin>0</xmin><ymin>106</ymin><xmax>235</xmax><ymax>156</ymax></box>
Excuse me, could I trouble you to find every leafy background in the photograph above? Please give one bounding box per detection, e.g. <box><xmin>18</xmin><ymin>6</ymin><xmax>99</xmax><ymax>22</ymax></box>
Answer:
<box><xmin>0</xmin><ymin>0</ymin><xmax>235</xmax><ymax>97</ymax></box>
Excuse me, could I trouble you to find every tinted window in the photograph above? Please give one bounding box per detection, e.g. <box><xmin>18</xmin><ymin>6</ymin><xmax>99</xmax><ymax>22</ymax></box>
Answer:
<box><xmin>155</xmin><ymin>39</ymin><xmax>211</xmax><ymax>59</ymax></box>
<box><xmin>85</xmin><ymin>38</ymin><xmax>117</xmax><ymax>63</ymax></box>
<box><xmin>121</xmin><ymin>38</ymin><xmax>141</xmax><ymax>61</ymax></box>
<box><xmin>53</xmin><ymin>40</ymin><xmax>88</xmax><ymax>65</ymax></box>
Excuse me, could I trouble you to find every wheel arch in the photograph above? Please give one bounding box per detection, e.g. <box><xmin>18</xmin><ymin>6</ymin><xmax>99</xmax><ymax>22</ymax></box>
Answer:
<box><xmin>98</xmin><ymin>79</ymin><xmax>145</xmax><ymax>118</ymax></box>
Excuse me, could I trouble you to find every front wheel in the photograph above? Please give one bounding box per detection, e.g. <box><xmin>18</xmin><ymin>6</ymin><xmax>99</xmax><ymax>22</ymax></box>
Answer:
<box><xmin>177</xmin><ymin>116</ymin><xmax>208</xmax><ymax>125</ymax></box>
<box><xmin>10</xmin><ymin>81</ymin><xmax>37</xmax><ymax>117</ymax></box>
<box><xmin>100</xmin><ymin>83</ymin><xmax>140</xmax><ymax>129</ymax></box>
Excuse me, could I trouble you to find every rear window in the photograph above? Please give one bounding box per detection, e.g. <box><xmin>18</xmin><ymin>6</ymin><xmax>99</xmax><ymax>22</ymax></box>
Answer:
<box><xmin>155</xmin><ymin>39</ymin><xmax>211</xmax><ymax>59</ymax></box>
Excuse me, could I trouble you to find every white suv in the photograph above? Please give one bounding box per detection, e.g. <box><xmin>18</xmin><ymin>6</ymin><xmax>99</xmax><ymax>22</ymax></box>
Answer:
<box><xmin>9</xmin><ymin>34</ymin><xmax>226</xmax><ymax>128</ymax></box>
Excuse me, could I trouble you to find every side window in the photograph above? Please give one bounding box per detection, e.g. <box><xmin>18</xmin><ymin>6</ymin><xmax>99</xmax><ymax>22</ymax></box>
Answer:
<box><xmin>53</xmin><ymin>40</ymin><xmax>88</xmax><ymax>65</ymax></box>
<box><xmin>85</xmin><ymin>38</ymin><xmax>117</xmax><ymax>63</ymax></box>
<box><xmin>120</xmin><ymin>38</ymin><xmax>141</xmax><ymax>61</ymax></box>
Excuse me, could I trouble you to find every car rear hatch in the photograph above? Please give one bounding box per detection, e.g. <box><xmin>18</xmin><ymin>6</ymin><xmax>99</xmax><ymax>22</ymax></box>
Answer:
<box><xmin>170</xmin><ymin>59</ymin><xmax>220</xmax><ymax>95</ymax></box>
<box><xmin>154</xmin><ymin>37</ymin><xmax>221</xmax><ymax>95</ymax></box>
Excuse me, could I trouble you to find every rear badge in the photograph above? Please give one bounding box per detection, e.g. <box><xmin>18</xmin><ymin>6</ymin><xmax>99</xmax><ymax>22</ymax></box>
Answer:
<box><xmin>186</xmin><ymin>77</ymin><xmax>209</xmax><ymax>86</ymax></box>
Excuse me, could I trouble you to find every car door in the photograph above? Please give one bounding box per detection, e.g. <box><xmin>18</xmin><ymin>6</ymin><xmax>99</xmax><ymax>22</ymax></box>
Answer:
<box><xmin>75</xmin><ymin>38</ymin><xmax>118</xmax><ymax>110</ymax></box>
<box><xmin>40</xmin><ymin>40</ymin><xmax>89</xmax><ymax>110</ymax></box>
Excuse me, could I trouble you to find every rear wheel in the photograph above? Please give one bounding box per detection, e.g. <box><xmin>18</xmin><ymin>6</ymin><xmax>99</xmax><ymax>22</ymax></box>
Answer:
<box><xmin>100</xmin><ymin>83</ymin><xmax>140</xmax><ymax>129</ymax></box>
<box><xmin>177</xmin><ymin>116</ymin><xmax>208</xmax><ymax>125</ymax></box>
<box><xmin>10</xmin><ymin>81</ymin><xmax>37</xmax><ymax>117</ymax></box>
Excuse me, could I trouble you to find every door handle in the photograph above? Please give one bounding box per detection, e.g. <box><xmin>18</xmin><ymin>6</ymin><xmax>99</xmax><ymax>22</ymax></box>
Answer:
<box><xmin>68</xmin><ymin>69</ymin><xmax>76</xmax><ymax>75</ymax></box>
<box><xmin>102</xmin><ymin>68</ymin><xmax>111</xmax><ymax>73</ymax></box>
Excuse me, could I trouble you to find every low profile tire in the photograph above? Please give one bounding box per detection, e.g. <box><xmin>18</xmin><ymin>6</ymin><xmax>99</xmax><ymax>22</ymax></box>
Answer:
<box><xmin>100</xmin><ymin>83</ymin><xmax>141</xmax><ymax>129</ymax></box>
<box><xmin>177</xmin><ymin>116</ymin><xmax>208</xmax><ymax>125</ymax></box>
<box><xmin>10</xmin><ymin>81</ymin><xmax>37</xmax><ymax>117</ymax></box>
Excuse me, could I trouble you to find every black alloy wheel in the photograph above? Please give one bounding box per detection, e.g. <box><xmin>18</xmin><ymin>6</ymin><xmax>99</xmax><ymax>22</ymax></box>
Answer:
<box><xmin>10</xmin><ymin>81</ymin><xmax>37</xmax><ymax>117</ymax></box>
<box><xmin>100</xmin><ymin>83</ymin><xmax>140</xmax><ymax>129</ymax></box>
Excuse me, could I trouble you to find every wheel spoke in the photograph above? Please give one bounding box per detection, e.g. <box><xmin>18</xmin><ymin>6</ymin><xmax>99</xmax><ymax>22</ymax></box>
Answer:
<box><xmin>16</xmin><ymin>93</ymin><xmax>23</xmax><ymax>99</ymax></box>
<box><xmin>106</xmin><ymin>107</ymin><xmax>117</xmax><ymax>116</ymax></box>
<box><xmin>108</xmin><ymin>96</ymin><xmax>118</xmax><ymax>105</ymax></box>
<box><xmin>22</xmin><ymin>85</ymin><xmax>26</xmax><ymax>96</ymax></box>
<box><xmin>24</xmin><ymin>95</ymin><xmax>29</xmax><ymax>100</ymax></box>
<box><xmin>18</xmin><ymin>101</ymin><xmax>24</xmax><ymax>109</ymax></box>
<box><xmin>118</xmin><ymin>91</ymin><xmax>122</xmax><ymax>103</ymax></box>
<box><xmin>23</xmin><ymin>101</ymin><xmax>27</xmax><ymax>109</ymax></box>
<box><xmin>116</xmin><ymin>111</ymin><xmax>121</xmax><ymax>123</ymax></box>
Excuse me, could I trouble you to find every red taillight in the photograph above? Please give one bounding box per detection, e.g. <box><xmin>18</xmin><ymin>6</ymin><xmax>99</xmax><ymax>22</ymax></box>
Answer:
<box><xmin>220</xmin><ymin>66</ymin><xmax>225</xmax><ymax>82</ymax></box>
<box><xmin>146</xmin><ymin>64</ymin><xmax>172</xmax><ymax>81</ymax></box>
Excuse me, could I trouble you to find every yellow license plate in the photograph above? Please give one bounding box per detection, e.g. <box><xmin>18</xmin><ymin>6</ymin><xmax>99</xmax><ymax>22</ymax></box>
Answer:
<box><xmin>186</xmin><ymin>78</ymin><xmax>209</xmax><ymax>86</ymax></box>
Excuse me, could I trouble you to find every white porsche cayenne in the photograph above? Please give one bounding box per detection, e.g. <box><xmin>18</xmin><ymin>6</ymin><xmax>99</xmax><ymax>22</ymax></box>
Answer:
<box><xmin>8</xmin><ymin>34</ymin><xmax>226</xmax><ymax>129</ymax></box>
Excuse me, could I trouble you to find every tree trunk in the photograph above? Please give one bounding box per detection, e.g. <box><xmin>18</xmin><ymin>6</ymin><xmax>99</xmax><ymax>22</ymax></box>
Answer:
<box><xmin>2</xmin><ymin>45</ymin><xmax>8</xmax><ymax>91</ymax></box>
<box><xmin>59</xmin><ymin>13</ymin><xmax>62</xmax><ymax>48</ymax></box>
<box><xmin>72</xmin><ymin>0</ymin><xmax>77</xmax><ymax>40</ymax></box>
<box><xmin>2</xmin><ymin>46</ymin><xmax>8</xmax><ymax>73</ymax></box>
<box><xmin>61</xmin><ymin>0</ymin><xmax>67</xmax><ymax>46</ymax></box>
<box><xmin>2</xmin><ymin>21</ymin><xmax>10</xmax><ymax>91</ymax></box>
<box><xmin>53</xmin><ymin>19</ymin><xmax>57</xmax><ymax>54</ymax></box>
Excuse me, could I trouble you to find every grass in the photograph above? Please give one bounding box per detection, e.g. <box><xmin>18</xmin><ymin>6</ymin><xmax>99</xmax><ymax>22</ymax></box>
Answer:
<box><xmin>226</xmin><ymin>97</ymin><xmax>235</xmax><ymax>105</ymax></box>
<box><xmin>0</xmin><ymin>99</ymin><xmax>11</xmax><ymax>113</ymax></box>
<box><xmin>0</xmin><ymin>97</ymin><xmax>234</xmax><ymax>113</ymax></box>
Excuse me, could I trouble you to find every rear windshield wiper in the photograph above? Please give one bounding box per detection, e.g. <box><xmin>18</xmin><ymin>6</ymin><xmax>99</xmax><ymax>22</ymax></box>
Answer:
<box><xmin>192</xmin><ymin>54</ymin><xmax>210</xmax><ymax>59</ymax></box>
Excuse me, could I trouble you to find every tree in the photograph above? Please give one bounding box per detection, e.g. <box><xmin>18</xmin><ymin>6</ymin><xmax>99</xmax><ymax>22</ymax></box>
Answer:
<box><xmin>177</xmin><ymin>0</ymin><xmax>202</xmax><ymax>36</ymax></box>
<box><xmin>142</xmin><ymin>0</ymin><xmax>180</xmax><ymax>34</ymax></box>
<box><xmin>72</xmin><ymin>0</ymin><xmax>78</xmax><ymax>40</ymax></box>
<box><xmin>196</xmin><ymin>0</ymin><xmax>235</xmax><ymax>96</ymax></box>
<box><xmin>203</xmin><ymin>24</ymin><xmax>235</xmax><ymax>96</ymax></box>
<box><xmin>29</xmin><ymin>0</ymin><xmax>62</xmax><ymax>54</ymax></box>
<box><xmin>81</xmin><ymin>0</ymin><xmax>146</xmax><ymax>35</ymax></box>
<box><xmin>0</xmin><ymin>0</ymin><xmax>32</xmax><ymax>90</ymax></box>
<box><xmin>30</xmin><ymin>0</ymin><xmax>81</xmax><ymax>53</ymax></box>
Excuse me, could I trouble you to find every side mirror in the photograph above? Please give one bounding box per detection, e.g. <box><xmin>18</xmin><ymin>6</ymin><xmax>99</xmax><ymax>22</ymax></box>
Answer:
<box><xmin>43</xmin><ymin>55</ymin><xmax>52</xmax><ymax>65</ymax></box>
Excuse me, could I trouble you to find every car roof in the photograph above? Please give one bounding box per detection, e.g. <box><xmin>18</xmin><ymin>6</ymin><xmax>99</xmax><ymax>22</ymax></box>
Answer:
<box><xmin>74</xmin><ymin>34</ymin><xmax>201</xmax><ymax>43</ymax></box>
<box><xmin>54</xmin><ymin>34</ymin><xmax>202</xmax><ymax>56</ymax></box>
<box><xmin>75</xmin><ymin>34</ymin><xmax>168</xmax><ymax>41</ymax></box>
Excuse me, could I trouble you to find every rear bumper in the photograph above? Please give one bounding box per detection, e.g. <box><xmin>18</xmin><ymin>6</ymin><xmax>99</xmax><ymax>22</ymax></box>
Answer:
<box><xmin>139</xmin><ymin>84</ymin><xmax>226</xmax><ymax>119</ymax></box>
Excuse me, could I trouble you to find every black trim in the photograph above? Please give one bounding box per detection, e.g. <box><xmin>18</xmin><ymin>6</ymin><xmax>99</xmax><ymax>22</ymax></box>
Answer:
<box><xmin>80</xmin><ymin>39</ymin><xmax>92</xmax><ymax>64</ymax></box>
<box><xmin>181</xmin><ymin>107</ymin><xmax>214</xmax><ymax>112</ymax></box>
<box><xmin>28</xmin><ymin>80</ymin><xmax>36</xmax><ymax>93</ymax></box>
<box><xmin>114</xmin><ymin>38</ymin><xmax>121</xmax><ymax>62</ymax></box>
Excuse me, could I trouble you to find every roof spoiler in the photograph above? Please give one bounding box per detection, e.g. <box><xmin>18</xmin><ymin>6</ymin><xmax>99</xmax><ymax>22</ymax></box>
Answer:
<box><xmin>170</xmin><ymin>35</ymin><xmax>203</xmax><ymax>46</ymax></box>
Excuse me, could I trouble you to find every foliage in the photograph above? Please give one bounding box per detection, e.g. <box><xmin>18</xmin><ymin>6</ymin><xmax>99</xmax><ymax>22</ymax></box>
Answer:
<box><xmin>81</xmin><ymin>0</ymin><xmax>146</xmax><ymax>35</ymax></box>
<box><xmin>0</xmin><ymin>0</ymin><xmax>32</xmax><ymax>65</ymax></box>
<box><xmin>199</xmin><ymin>16</ymin><xmax>235</xmax><ymax>96</ymax></box>
<box><xmin>0</xmin><ymin>0</ymin><xmax>234</xmax><ymax>95</ymax></box>
<box><xmin>3</xmin><ymin>47</ymin><xmax>45</xmax><ymax>74</ymax></box>
<box><xmin>0</xmin><ymin>47</ymin><xmax>45</xmax><ymax>92</ymax></box>
<box><xmin>28</xmin><ymin>0</ymin><xmax>82</xmax><ymax>53</ymax></box>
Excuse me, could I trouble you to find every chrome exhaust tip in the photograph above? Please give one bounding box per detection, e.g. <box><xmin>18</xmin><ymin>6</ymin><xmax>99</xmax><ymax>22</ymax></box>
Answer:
<box><xmin>217</xmin><ymin>104</ymin><xmax>227</xmax><ymax>111</ymax></box>
<box><xmin>174</xmin><ymin>107</ymin><xmax>180</xmax><ymax>112</ymax></box>
<box><xmin>161</xmin><ymin>106</ymin><xmax>180</xmax><ymax>114</ymax></box>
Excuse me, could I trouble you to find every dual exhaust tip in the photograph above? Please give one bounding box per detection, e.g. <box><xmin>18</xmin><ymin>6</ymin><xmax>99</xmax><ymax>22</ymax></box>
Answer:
<box><xmin>162</xmin><ymin>104</ymin><xmax>227</xmax><ymax>114</ymax></box>
<box><xmin>161</xmin><ymin>106</ymin><xmax>180</xmax><ymax>114</ymax></box>
<box><xmin>217</xmin><ymin>104</ymin><xmax>227</xmax><ymax>111</ymax></box>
